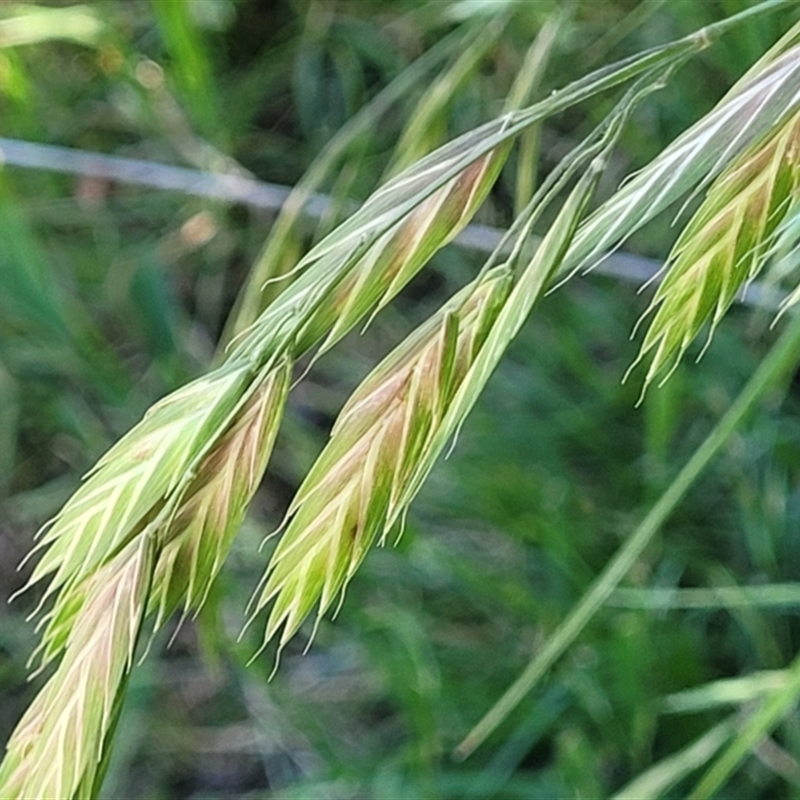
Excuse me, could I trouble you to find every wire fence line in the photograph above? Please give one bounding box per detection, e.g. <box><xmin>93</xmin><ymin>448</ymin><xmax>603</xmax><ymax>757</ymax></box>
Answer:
<box><xmin>0</xmin><ymin>136</ymin><xmax>785</xmax><ymax>310</ymax></box>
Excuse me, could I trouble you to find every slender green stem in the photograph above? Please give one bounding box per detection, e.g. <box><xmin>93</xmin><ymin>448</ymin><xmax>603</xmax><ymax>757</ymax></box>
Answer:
<box><xmin>612</xmin><ymin>718</ymin><xmax>736</xmax><ymax>800</ymax></box>
<box><xmin>608</xmin><ymin>583</ymin><xmax>800</xmax><ymax>610</ymax></box>
<box><xmin>455</xmin><ymin>310</ymin><xmax>800</xmax><ymax>760</ymax></box>
<box><xmin>689</xmin><ymin>646</ymin><xmax>800</xmax><ymax>797</ymax></box>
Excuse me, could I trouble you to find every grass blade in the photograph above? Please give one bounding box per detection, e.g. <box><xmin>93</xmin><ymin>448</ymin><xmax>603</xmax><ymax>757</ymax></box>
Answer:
<box><xmin>456</xmin><ymin>308</ymin><xmax>800</xmax><ymax>759</ymax></box>
<box><xmin>386</xmin><ymin>16</ymin><xmax>508</xmax><ymax>176</ymax></box>
<box><xmin>612</xmin><ymin>718</ymin><xmax>736</xmax><ymax>800</ymax></box>
<box><xmin>689</xmin><ymin>649</ymin><xmax>800</xmax><ymax>797</ymax></box>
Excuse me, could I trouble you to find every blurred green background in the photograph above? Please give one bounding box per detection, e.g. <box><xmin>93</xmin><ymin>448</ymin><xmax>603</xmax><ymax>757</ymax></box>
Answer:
<box><xmin>2</xmin><ymin>1</ymin><xmax>800</xmax><ymax>797</ymax></box>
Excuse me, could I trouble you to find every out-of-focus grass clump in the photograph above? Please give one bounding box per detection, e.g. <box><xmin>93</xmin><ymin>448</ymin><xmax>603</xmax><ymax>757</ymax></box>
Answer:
<box><xmin>2</xmin><ymin>1</ymin><xmax>800</xmax><ymax>798</ymax></box>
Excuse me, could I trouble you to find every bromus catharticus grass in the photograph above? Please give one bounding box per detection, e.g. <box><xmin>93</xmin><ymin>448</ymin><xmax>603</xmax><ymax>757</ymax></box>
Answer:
<box><xmin>4</xmin><ymin>4</ymin><xmax>800</xmax><ymax>798</ymax></box>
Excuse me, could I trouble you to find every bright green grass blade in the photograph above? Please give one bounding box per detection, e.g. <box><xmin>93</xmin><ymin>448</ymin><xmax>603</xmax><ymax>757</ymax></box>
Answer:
<box><xmin>662</xmin><ymin>671</ymin><xmax>791</xmax><ymax>714</ymax></box>
<box><xmin>612</xmin><ymin>718</ymin><xmax>736</xmax><ymax>800</ymax></box>
<box><xmin>608</xmin><ymin>582</ymin><xmax>800</xmax><ymax>610</ymax></box>
<box><xmin>149</xmin><ymin>0</ymin><xmax>217</xmax><ymax>137</ymax></box>
<box><xmin>506</xmin><ymin>7</ymin><xmax>564</xmax><ymax>215</ymax></box>
<box><xmin>689</xmin><ymin>648</ymin><xmax>800</xmax><ymax>798</ymax></box>
<box><xmin>456</xmin><ymin>308</ymin><xmax>800</xmax><ymax>759</ymax></box>
<box><xmin>0</xmin><ymin>4</ymin><xmax>104</xmax><ymax>48</ymax></box>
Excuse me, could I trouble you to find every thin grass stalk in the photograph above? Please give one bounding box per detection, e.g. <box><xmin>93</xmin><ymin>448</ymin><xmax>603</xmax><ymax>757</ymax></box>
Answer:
<box><xmin>689</xmin><ymin>648</ymin><xmax>800</xmax><ymax>798</ymax></box>
<box><xmin>662</xmin><ymin>672</ymin><xmax>792</xmax><ymax>714</ymax></box>
<box><xmin>608</xmin><ymin>582</ymin><xmax>800</xmax><ymax>610</ymax></box>
<box><xmin>455</xmin><ymin>308</ymin><xmax>800</xmax><ymax>759</ymax></box>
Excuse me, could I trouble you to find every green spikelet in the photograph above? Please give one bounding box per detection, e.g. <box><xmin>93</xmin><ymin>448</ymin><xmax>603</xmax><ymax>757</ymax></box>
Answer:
<box><xmin>630</xmin><ymin>107</ymin><xmax>800</xmax><ymax>392</ymax></box>
<box><xmin>22</xmin><ymin>362</ymin><xmax>253</xmax><ymax>611</ymax></box>
<box><xmin>0</xmin><ymin>536</ymin><xmax>154</xmax><ymax>800</ymax></box>
<box><xmin>150</xmin><ymin>360</ymin><xmax>291</xmax><ymax>629</ymax></box>
<box><xmin>248</xmin><ymin>266</ymin><xmax>513</xmax><ymax>651</ymax></box>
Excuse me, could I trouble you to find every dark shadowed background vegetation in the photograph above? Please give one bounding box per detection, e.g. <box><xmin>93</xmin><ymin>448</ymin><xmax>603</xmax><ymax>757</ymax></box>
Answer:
<box><xmin>2</xmin><ymin>0</ymin><xmax>800</xmax><ymax>797</ymax></box>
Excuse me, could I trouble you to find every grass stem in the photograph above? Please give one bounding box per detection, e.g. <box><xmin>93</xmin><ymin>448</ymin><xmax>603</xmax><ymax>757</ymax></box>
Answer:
<box><xmin>456</xmin><ymin>309</ymin><xmax>800</xmax><ymax>759</ymax></box>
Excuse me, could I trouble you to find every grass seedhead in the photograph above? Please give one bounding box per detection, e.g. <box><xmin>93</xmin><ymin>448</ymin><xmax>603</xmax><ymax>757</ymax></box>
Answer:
<box><xmin>5</xmin><ymin>6</ymin><xmax>799</xmax><ymax>796</ymax></box>
<box><xmin>295</xmin><ymin>141</ymin><xmax>512</xmax><ymax>356</ymax></box>
<box><xmin>248</xmin><ymin>267</ymin><xmax>513</xmax><ymax>653</ymax></box>
<box><xmin>22</xmin><ymin>363</ymin><xmax>253</xmax><ymax>611</ymax></box>
<box><xmin>629</xmin><ymin>107</ymin><xmax>800</xmax><ymax>392</ymax></box>
<box><xmin>150</xmin><ymin>360</ymin><xmax>291</xmax><ymax>629</ymax></box>
<box><xmin>0</xmin><ymin>536</ymin><xmax>154</xmax><ymax>800</ymax></box>
<box><xmin>561</xmin><ymin>37</ymin><xmax>800</xmax><ymax>281</ymax></box>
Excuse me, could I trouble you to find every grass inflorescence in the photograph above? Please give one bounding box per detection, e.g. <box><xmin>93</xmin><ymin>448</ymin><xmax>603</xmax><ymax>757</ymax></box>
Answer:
<box><xmin>4</xmin><ymin>2</ymin><xmax>800</xmax><ymax>799</ymax></box>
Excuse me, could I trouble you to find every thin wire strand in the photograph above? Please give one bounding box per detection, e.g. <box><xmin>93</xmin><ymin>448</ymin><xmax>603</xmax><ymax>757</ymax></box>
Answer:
<box><xmin>0</xmin><ymin>136</ymin><xmax>786</xmax><ymax>310</ymax></box>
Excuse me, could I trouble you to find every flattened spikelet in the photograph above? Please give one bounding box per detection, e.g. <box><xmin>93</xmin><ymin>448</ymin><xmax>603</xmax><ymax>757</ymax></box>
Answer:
<box><xmin>150</xmin><ymin>360</ymin><xmax>291</xmax><ymax>628</ymax></box>
<box><xmin>630</xmin><ymin>107</ymin><xmax>800</xmax><ymax>391</ymax></box>
<box><xmin>248</xmin><ymin>267</ymin><xmax>512</xmax><ymax>652</ymax></box>
<box><xmin>233</xmin><ymin>118</ymin><xmax>515</xmax><ymax>365</ymax></box>
<box><xmin>296</xmin><ymin>144</ymin><xmax>512</xmax><ymax>355</ymax></box>
<box><xmin>0</xmin><ymin>537</ymin><xmax>153</xmax><ymax>800</ymax></box>
<box><xmin>23</xmin><ymin>363</ymin><xmax>251</xmax><ymax>609</ymax></box>
<box><xmin>562</xmin><ymin>42</ymin><xmax>800</xmax><ymax>281</ymax></box>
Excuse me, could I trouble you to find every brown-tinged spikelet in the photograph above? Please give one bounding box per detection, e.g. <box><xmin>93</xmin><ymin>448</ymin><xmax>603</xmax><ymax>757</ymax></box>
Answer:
<box><xmin>0</xmin><ymin>536</ymin><xmax>154</xmax><ymax>800</ymax></box>
<box><xmin>248</xmin><ymin>266</ymin><xmax>512</xmax><ymax>651</ymax></box>
<box><xmin>561</xmin><ymin>41</ymin><xmax>800</xmax><ymax>282</ymax></box>
<box><xmin>630</xmin><ymin>107</ymin><xmax>800</xmax><ymax>391</ymax></box>
<box><xmin>150</xmin><ymin>360</ymin><xmax>291</xmax><ymax>628</ymax></box>
<box><xmin>295</xmin><ymin>144</ymin><xmax>512</xmax><ymax>355</ymax></box>
<box><xmin>234</xmin><ymin>120</ymin><xmax>515</xmax><ymax>368</ymax></box>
